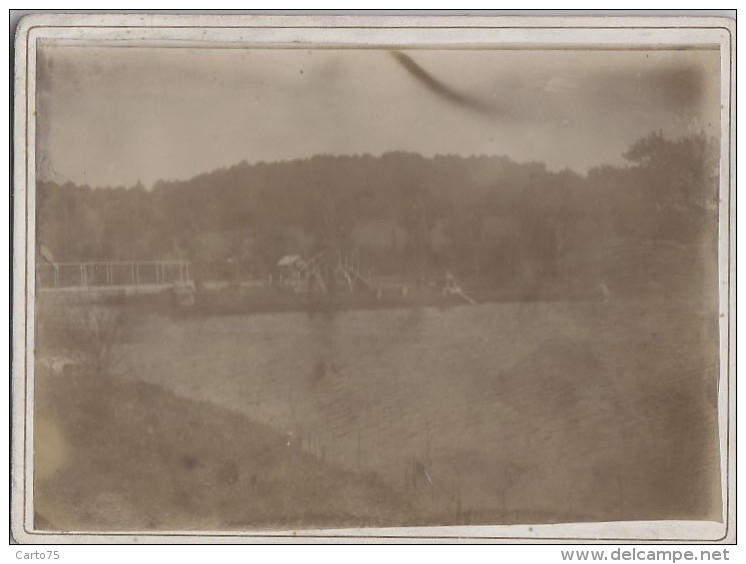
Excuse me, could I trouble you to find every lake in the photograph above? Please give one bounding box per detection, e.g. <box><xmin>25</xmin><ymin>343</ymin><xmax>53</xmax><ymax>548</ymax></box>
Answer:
<box><xmin>118</xmin><ymin>299</ymin><xmax>721</xmax><ymax>523</ymax></box>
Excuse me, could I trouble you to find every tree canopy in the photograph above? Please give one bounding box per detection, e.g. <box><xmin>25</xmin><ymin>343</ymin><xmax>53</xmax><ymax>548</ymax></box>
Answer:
<box><xmin>36</xmin><ymin>132</ymin><xmax>718</xmax><ymax>294</ymax></box>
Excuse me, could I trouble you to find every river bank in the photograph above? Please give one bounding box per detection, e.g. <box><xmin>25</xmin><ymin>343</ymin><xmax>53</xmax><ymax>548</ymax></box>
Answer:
<box><xmin>33</xmin><ymin>369</ymin><xmax>414</xmax><ymax>531</ymax></box>
<box><xmin>40</xmin><ymin>279</ymin><xmax>607</xmax><ymax>319</ymax></box>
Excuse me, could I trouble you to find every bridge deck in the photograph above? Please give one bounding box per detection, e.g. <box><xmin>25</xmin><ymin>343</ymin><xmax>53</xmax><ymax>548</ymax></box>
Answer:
<box><xmin>36</xmin><ymin>260</ymin><xmax>192</xmax><ymax>293</ymax></box>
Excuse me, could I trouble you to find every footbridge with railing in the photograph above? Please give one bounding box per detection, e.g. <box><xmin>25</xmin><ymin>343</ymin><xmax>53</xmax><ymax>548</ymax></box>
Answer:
<box><xmin>36</xmin><ymin>260</ymin><xmax>192</xmax><ymax>295</ymax></box>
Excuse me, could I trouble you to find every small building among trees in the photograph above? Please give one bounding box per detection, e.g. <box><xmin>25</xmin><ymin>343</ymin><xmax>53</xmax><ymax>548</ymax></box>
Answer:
<box><xmin>276</xmin><ymin>254</ymin><xmax>306</xmax><ymax>288</ymax></box>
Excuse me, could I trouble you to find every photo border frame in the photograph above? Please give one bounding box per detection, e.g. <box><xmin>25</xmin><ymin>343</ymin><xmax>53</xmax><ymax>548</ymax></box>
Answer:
<box><xmin>10</xmin><ymin>13</ymin><xmax>736</xmax><ymax>544</ymax></box>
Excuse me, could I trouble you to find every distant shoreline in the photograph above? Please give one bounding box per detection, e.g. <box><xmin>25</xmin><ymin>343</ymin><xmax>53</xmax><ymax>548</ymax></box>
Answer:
<box><xmin>38</xmin><ymin>281</ymin><xmax>614</xmax><ymax>318</ymax></box>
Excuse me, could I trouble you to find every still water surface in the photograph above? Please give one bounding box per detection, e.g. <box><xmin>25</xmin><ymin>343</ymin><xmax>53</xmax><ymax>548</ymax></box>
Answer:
<box><xmin>119</xmin><ymin>301</ymin><xmax>719</xmax><ymax>521</ymax></box>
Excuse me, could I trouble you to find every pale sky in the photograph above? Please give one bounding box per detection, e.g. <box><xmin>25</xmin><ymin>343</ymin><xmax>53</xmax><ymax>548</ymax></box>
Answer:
<box><xmin>36</xmin><ymin>45</ymin><xmax>721</xmax><ymax>189</ymax></box>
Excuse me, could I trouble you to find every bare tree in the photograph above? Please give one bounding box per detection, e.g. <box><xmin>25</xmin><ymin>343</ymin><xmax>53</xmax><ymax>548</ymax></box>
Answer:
<box><xmin>65</xmin><ymin>304</ymin><xmax>124</xmax><ymax>377</ymax></box>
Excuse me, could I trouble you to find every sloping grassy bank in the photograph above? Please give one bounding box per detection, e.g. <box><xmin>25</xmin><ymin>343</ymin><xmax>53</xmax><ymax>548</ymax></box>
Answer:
<box><xmin>33</xmin><ymin>369</ymin><xmax>413</xmax><ymax>531</ymax></box>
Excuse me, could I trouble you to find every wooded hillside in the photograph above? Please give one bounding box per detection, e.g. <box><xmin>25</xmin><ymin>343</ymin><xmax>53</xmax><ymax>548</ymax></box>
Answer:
<box><xmin>36</xmin><ymin>132</ymin><xmax>718</xmax><ymax>297</ymax></box>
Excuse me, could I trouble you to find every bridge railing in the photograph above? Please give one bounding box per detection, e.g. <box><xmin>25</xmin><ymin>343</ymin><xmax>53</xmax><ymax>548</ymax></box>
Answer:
<box><xmin>36</xmin><ymin>260</ymin><xmax>192</xmax><ymax>291</ymax></box>
<box><xmin>290</xmin><ymin>251</ymin><xmax>375</xmax><ymax>294</ymax></box>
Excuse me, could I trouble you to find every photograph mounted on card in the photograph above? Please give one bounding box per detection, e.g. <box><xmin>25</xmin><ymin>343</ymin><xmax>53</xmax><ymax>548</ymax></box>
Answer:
<box><xmin>11</xmin><ymin>13</ymin><xmax>735</xmax><ymax>543</ymax></box>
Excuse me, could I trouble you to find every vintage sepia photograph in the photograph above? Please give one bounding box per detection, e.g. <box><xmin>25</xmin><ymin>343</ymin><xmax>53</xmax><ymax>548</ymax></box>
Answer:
<box><xmin>12</xmin><ymin>14</ymin><xmax>735</xmax><ymax>543</ymax></box>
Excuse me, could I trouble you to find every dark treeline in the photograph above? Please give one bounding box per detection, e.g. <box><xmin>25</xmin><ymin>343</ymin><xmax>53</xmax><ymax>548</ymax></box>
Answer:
<box><xmin>36</xmin><ymin>132</ymin><xmax>719</xmax><ymax>297</ymax></box>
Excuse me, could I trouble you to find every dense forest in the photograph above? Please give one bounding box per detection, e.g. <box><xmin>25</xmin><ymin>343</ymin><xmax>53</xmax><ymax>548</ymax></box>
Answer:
<box><xmin>36</xmin><ymin>132</ymin><xmax>719</xmax><ymax>299</ymax></box>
